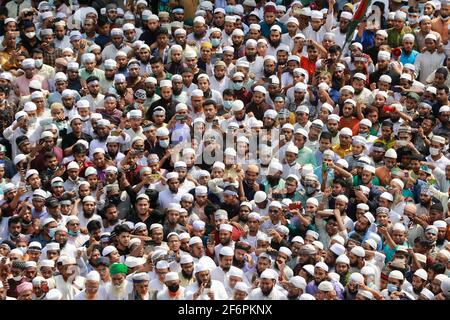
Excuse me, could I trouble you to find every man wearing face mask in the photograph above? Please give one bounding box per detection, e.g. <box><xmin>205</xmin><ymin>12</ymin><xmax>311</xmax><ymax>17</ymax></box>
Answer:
<box><xmin>7</xmin><ymin>259</ymin><xmax>27</xmax><ymax>298</ymax></box>
<box><xmin>431</xmin><ymin>3</ymin><xmax>450</xmax><ymax>44</ymax></box>
<box><xmin>425</xmin><ymin>135</ymin><xmax>450</xmax><ymax>171</ymax></box>
<box><xmin>156</xmin><ymin>272</ymin><xmax>185</xmax><ymax>300</ymax></box>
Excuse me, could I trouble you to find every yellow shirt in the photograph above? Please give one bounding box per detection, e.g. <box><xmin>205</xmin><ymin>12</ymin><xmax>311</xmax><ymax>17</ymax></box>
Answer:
<box><xmin>332</xmin><ymin>144</ymin><xmax>352</xmax><ymax>158</ymax></box>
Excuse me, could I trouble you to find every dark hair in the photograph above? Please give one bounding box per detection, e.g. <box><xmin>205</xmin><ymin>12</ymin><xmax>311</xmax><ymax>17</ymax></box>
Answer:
<box><xmin>430</xmin><ymin>202</ymin><xmax>444</xmax><ymax>213</ymax></box>
<box><xmin>436</xmin><ymin>67</ymin><xmax>449</xmax><ymax>79</ymax></box>
<box><xmin>0</xmin><ymin>6</ymin><xmax>8</xmax><ymax>17</ymax></box>
<box><xmin>32</xmin><ymin>48</ymin><xmax>44</xmax><ymax>55</ymax></box>
<box><xmin>150</xmin><ymin>56</ymin><xmax>163</xmax><ymax>65</ymax></box>
<box><xmin>204</xmin><ymin>203</ymin><xmax>220</xmax><ymax>219</ymax></box>
<box><xmin>332</xmin><ymin>178</ymin><xmax>349</xmax><ymax>189</ymax></box>
<box><xmin>44</xmin><ymin>151</ymin><xmax>57</xmax><ymax>160</ymax></box>
<box><xmin>86</xmin><ymin>75</ymin><xmax>100</xmax><ymax>83</ymax></box>
<box><xmin>430</xmin><ymin>263</ymin><xmax>446</xmax><ymax>275</ymax></box>
<box><xmin>87</xmin><ymin>220</ymin><xmax>102</xmax><ymax>233</ymax></box>
<box><xmin>364</xmin><ymin>106</ymin><xmax>379</xmax><ymax>116</ymax></box>
<box><xmin>436</xmin><ymin>84</ymin><xmax>449</xmax><ymax>94</ymax></box>
<box><xmin>381</xmin><ymin>120</ymin><xmax>394</xmax><ymax>129</ymax></box>
<box><xmin>223</xmin><ymin>89</ymin><xmax>234</xmax><ymax>97</ymax></box>
<box><xmin>319</xmin><ymin>132</ymin><xmax>333</xmax><ymax>142</ymax></box>
<box><xmin>203</xmin><ymin>99</ymin><xmax>217</xmax><ymax>108</ymax></box>
<box><xmin>307</xmin><ymin>44</ymin><xmax>316</xmax><ymax>51</ymax></box>
<box><xmin>72</xmin><ymin>143</ymin><xmax>88</xmax><ymax>155</ymax></box>
<box><xmin>8</xmin><ymin>215</ymin><xmax>21</xmax><ymax>226</ymax></box>
<box><xmin>97</xmin><ymin>16</ymin><xmax>110</xmax><ymax>27</ymax></box>
<box><xmin>328</xmin><ymin>45</ymin><xmax>342</xmax><ymax>54</ymax></box>
<box><xmin>114</xmin><ymin>224</ymin><xmax>131</xmax><ymax>235</ymax></box>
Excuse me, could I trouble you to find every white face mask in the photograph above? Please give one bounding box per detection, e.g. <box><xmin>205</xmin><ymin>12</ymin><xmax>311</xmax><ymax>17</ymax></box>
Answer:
<box><xmin>430</xmin><ymin>147</ymin><xmax>440</xmax><ymax>156</ymax></box>
<box><xmin>13</xmin><ymin>275</ymin><xmax>23</xmax><ymax>281</ymax></box>
<box><xmin>25</xmin><ymin>32</ymin><xmax>36</xmax><ymax>39</ymax></box>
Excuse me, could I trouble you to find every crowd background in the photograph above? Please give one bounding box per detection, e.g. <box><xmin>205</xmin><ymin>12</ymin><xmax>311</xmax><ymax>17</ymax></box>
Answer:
<box><xmin>0</xmin><ymin>0</ymin><xmax>449</xmax><ymax>301</ymax></box>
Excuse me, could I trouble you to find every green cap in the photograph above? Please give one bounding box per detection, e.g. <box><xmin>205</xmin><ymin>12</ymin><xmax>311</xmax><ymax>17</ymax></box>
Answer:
<box><xmin>109</xmin><ymin>263</ymin><xmax>128</xmax><ymax>275</ymax></box>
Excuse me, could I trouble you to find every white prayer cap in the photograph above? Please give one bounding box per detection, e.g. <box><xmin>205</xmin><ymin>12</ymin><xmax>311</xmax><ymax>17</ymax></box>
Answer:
<box><xmin>219</xmin><ymin>224</ymin><xmax>233</xmax><ymax>232</ymax></box>
<box><xmin>340</xmin><ymin>11</ymin><xmax>353</xmax><ymax>20</ymax></box>
<box><xmin>46</xmin><ymin>289</ymin><xmax>63</xmax><ymax>300</ymax></box>
<box><xmin>318</xmin><ymin>281</ymin><xmax>334</xmax><ymax>292</ymax></box>
<box><xmin>377</xmin><ymin>50</ymin><xmax>391</xmax><ymax>61</ymax></box>
<box><xmin>86</xmin><ymin>270</ymin><xmax>101</xmax><ymax>282</ymax></box>
<box><xmin>350</xmin><ymin>246</ymin><xmax>365</xmax><ymax>258</ymax></box>
<box><xmin>260</xmin><ymin>269</ymin><xmax>277</xmax><ymax>280</ymax></box>
<box><xmin>389</xmin><ymin>270</ymin><xmax>404</xmax><ymax>281</ymax></box>
<box><xmin>414</xmin><ymin>269</ymin><xmax>428</xmax><ymax>281</ymax></box>
<box><xmin>385</xmin><ymin>148</ymin><xmax>397</xmax><ymax>158</ymax></box>
<box><xmin>165</xmin><ymin>272</ymin><xmax>179</xmax><ymax>282</ymax></box>
<box><xmin>330</xmin><ymin>243</ymin><xmax>346</xmax><ymax>256</ymax></box>
<box><xmin>219</xmin><ymin>246</ymin><xmax>234</xmax><ymax>256</ymax></box>
<box><xmin>310</xmin><ymin>10</ymin><xmax>323</xmax><ymax>19</ymax></box>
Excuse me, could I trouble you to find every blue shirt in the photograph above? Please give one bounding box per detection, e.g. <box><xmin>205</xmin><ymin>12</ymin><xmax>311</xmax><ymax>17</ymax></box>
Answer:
<box><xmin>400</xmin><ymin>50</ymin><xmax>419</xmax><ymax>65</ymax></box>
<box><xmin>259</xmin><ymin>21</ymin><xmax>288</xmax><ymax>38</ymax></box>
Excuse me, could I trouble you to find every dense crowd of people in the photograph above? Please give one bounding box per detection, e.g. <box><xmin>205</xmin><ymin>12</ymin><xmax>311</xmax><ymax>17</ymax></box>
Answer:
<box><xmin>0</xmin><ymin>0</ymin><xmax>449</xmax><ymax>301</ymax></box>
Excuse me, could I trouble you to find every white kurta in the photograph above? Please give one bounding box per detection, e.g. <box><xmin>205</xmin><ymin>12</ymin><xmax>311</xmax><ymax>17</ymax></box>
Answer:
<box><xmin>184</xmin><ymin>280</ymin><xmax>229</xmax><ymax>300</ymax></box>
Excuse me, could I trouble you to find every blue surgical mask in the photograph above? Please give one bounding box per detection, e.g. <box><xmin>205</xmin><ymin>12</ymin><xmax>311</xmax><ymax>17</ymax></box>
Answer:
<box><xmin>233</xmin><ymin>82</ymin><xmax>244</xmax><ymax>91</ymax></box>
<box><xmin>211</xmin><ymin>38</ymin><xmax>221</xmax><ymax>47</ymax></box>
<box><xmin>159</xmin><ymin>139</ymin><xmax>170</xmax><ymax>148</ymax></box>
<box><xmin>68</xmin><ymin>230</ymin><xmax>80</xmax><ymax>237</ymax></box>
<box><xmin>387</xmin><ymin>283</ymin><xmax>398</xmax><ymax>293</ymax></box>
<box><xmin>48</xmin><ymin>228</ymin><xmax>57</xmax><ymax>238</ymax></box>
<box><xmin>223</xmin><ymin>100</ymin><xmax>233</xmax><ymax>110</ymax></box>
<box><xmin>35</xmin><ymin>59</ymin><xmax>43</xmax><ymax>68</ymax></box>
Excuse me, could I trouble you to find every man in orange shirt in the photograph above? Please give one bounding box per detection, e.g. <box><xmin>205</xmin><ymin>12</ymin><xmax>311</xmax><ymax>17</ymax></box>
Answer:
<box><xmin>432</xmin><ymin>3</ymin><xmax>450</xmax><ymax>44</ymax></box>
<box><xmin>375</xmin><ymin>148</ymin><xmax>398</xmax><ymax>187</ymax></box>
<box><xmin>338</xmin><ymin>99</ymin><xmax>360</xmax><ymax>130</ymax></box>
<box><xmin>300</xmin><ymin>43</ymin><xmax>319</xmax><ymax>83</ymax></box>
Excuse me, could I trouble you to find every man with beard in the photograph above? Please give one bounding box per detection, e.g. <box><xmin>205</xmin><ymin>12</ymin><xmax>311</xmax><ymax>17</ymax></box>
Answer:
<box><xmin>105</xmin><ymin>263</ymin><xmax>129</xmax><ymax>300</ymax></box>
<box><xmin>348</xmin><ymin>212</ymin><xmax>376</xmax><ymax>245</ymax></box>
<box><xmin>266</xmin><ymin>26</ymin><xmax>284</xmax><ymax>57</ymax></box>
<box><xmin>102</xmin><ymin>28</ymin><xmax>132</xmax><ymax>61</ymax></box>
<box><xmin>343</xmin><ymin>272</ymin><xmax>364</xmax><ymax>300</ymax></box>
<box><xmin>74</xmin><ymin>271</ymin><xmax>104</xmax><ymax>300</ymax></box>
<box><xmin>211</xmin><ymin>246</ymin><xmax>234</xmax><ymax>282</ymax></box>
<box><xmin>157</xmin><ymin>173</ymin><xmax>183</xmax><ymax>210</ymax></box>
<box><xmin>100</xmin><ymin>60</ymin><xmax>117</xmax><ymax>94</ymax></box>
<box><xmin>305</xmin><ymin>262</ymin><xmax>343</xmax><ymax>299</ymax></box>
<box><xmin>406</xmin><ymin>269</ymin><xmax>428</xmax><ymax>299</ymax></box>
<box><xmin>303</xmin><ymin>6</ymin><xmax>334</xmax><ymax>43</ymax></box>
<box><xmin>283</xmin><ymin>276</ymin><xmax>306</xmax><ymax>300</ymax></box>
<box><xmin>66</xmin><ymin>62</ymin><xmax>83</xmax><ymax>93</ymax></box>
<box><xmin>209</xmin><ymin>61</ymin><xmax>230</xmax><ymax>94</ymax></box>
<box><xmin>78</xmin><ymin>196</ymin><xmax>103</xmax><ymax>230</ymax></box>
<box><xmin>375</xmin><ymin>148</ymin><xmax>399</xmax><ymax>186</ymax></box>
<box><xmin>331</xmin><ymin>11</ymin><xmax>352</xmax><ymax>54</ymax></box>
<box><xmin>185</xmin><ymin>263</ymin><xmax>228</xmax><ymax>300</ymax></box>
<box><xmin>237</xmin><ymin>40</ymin><xmax>264</xmax><ymax>80</ymax></box>
<box><xmin>347</xmin><ymin>246</ymin><xmax>367</xmax><ymax>274</ymax></box>
<box><xmin>261</xmin><ymin>162</ymin><xmax>285</xmax><ymax>196</ymax></box>
<box><xmin>124</xmin><ymin>60</ymin><xmax>144</xmax><ymax>92</ymax></box>
<box><xmin>324</xmin><ymin>243</ymin><xmax>346</xmax><ymax>270</ymax></box>
<box><xmin>240</xmin><ymin>165</ymin><xmax>264</xmax><ymax>202</ymax></box>
<box><xmin>431</xmin><ymin>2</ymin><xmax>450</xmax><ymax>43</ymax></box>
<box><xmin>147</xmin><ymin>80</ymin><xmax>177</xmax><ymax>121</ymax></box>
<box><xmin>230</xmin><ymin>29</ymin><xmax>245</xmax><ymax>59</ymax></box>
<box><xmin>335</xmin><ymin>254</ymin><xmax>351</xmax><ymax>286</ymax></box>
<box><xmin>369</xmin><ymin>51</ymin><xmax>401</xmax><ymax>85</ymax></box>
<box><xmin>248</xmin><ymin>269</ymin><xmax>287</xmax><ymax>300</ymax></box>
<box><xmin>210</xmin><ymin>224</ymin><xmax>235</xmax><ymax>263</ymax></box>
<box><xmin>54</xmin><ymin>21</ymin><xmax>70</xmax><ymax>50</ymax></box>
<box><xmin>179</xmin><ymin>254</ymin><xmax>195</xmax><ymax>287</ymax></box>
<box><xmin>232</xmin><ymin>241</ymin><xmax>253</xmax><ymax>271</ymax></box>
<box><xmin>143</xmin><ymin>77</ymin><xmax>160</xmax><ymax>109</ymax></box>
<box><xmin>246</xmin><ymin>86</ymin><xmax>271</xmax><ymax>121</ymax></box>
<box><xmin>186</xmin><ymin>16</ymin><xmax>209</xmax><ymax>44</ymax></box>
<box><xmin>165</xmin><ymin>45</ymin><xmax>186</xmax><ymax>75</ymax></box>
<box><xmin>54</xmin><ymin>256</ymin><xmax>85</xmax><ymax>300</ymax></box>
<box><xmin>115</xmin><ymin>52</ymin><xmax>129</xmax><ymax>77</ymax></box>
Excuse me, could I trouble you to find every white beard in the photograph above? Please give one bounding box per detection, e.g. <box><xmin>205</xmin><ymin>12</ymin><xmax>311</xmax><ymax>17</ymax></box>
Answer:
<box><xmin>109</xmin><ymin>283</ymin><xmax>126</xmax><ymax>300</ymax></box>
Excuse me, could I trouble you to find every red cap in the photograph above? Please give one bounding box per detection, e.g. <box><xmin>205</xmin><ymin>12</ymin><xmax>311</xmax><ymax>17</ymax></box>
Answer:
<box><xmin>264</xmin><ymin>5</ymin><xmax>277</xmax><ymax>14</ymax></box>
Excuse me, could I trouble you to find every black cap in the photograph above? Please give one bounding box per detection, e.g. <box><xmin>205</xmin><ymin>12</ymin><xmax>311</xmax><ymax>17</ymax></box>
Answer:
<box><xmin>94</xmin><ymin>256</ymin><xmax>110</xmax><ymax>267</ymax></box>
<box><xmin>45</xmin><ymin>196</ymin><xmax>60</xmax><ymax>208</ymax></box>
